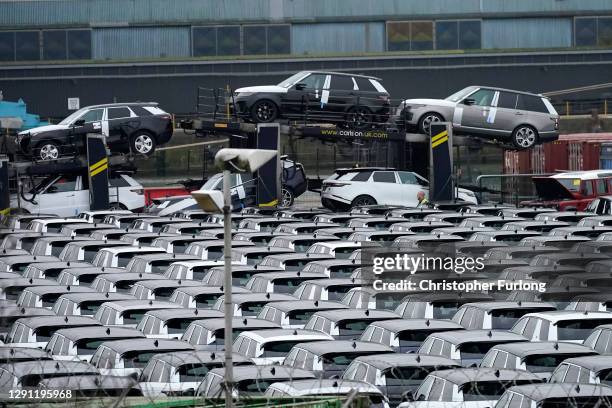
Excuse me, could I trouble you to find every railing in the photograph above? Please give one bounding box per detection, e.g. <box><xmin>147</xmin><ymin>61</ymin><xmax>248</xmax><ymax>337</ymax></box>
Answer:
<box><xmin>552</xmin><ymin>99</ymin><xmax>610</xmax><ymax>117</ymax></box>
<box><xmin>476</xmin><ymin>173</ymin><xmax>553</xmax><ymax>205</ymax></box>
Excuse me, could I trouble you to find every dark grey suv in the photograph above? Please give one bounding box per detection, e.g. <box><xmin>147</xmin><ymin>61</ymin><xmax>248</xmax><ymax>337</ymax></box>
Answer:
<box><xmin>397</xmin><ymin>86</ymin><xmax>559</xmax><ymax>149</ymax></box>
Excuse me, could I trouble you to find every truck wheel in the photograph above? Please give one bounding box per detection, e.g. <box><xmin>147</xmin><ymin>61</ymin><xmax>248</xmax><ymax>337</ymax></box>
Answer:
<box><xmin>37</xmin><ymin>141</ymin><xmax>61</xmax><ymax>161</ymax></box>
<box><xmin>131</xmin><ymin>132</ymin><xmax>156</xmax><ymax>156</ymax></box>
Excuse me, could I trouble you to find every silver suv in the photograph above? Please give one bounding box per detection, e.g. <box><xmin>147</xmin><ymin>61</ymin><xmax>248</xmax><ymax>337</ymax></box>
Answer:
<box><xmin>397</xmin><ymin>86</ymin><xmax>559</xmax><ymax>149</ymax></box>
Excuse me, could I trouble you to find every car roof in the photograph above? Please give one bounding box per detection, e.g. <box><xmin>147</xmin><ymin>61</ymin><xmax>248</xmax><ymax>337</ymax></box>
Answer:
<box><xmin>0</xmin><ymin>346</ymin><xmax>51</xmax><ymax>361</ymax></box>
<box><xmin>521</xmin><ymin>310</ymin><xmax>612</xmax><ymax>322</ymax></box>
<box><xmin>14</xmin><ymin>315</ymin><xmax>100</xmax><ymax>328</ymax></box>
<box><xmin>100</xmin><ymin>338</ymin><xmax>193</xmax><ymax>354</ymax></box>
<box><xmin>506</xmin><ymin>383</ymin><xmax>612</xmax><ymax>400</ymax></box>
<box><xmin>56</xmin><ymin>292</ymin><xmax>134</xmax><ymax>303</ymax></box>
<box><xmin>171</xmin><ymin>286</ymin><xmax>249</xmax><ymax>296</ymax></box>
<box><xmin>190</xmin><ymin>317</ymin><xmax>280</xmax><ymax>331</ymax></box>
<box><xmin>263</xmin><ymin>300</ymin><xmax>348</xmax><ymax>313</ymax></box>
<box><xmin>208</xmin><ymin>365</ymin><xmax>315</xmax><ymax>381</ymax></box>
<box><xmin>133</xmin><ymin>279</ymin><xmax>202</xmax><ymax>290</ymax></box>
<box><xmin>459</xmin><ymin>302</ymin><xmax>554</xmax><ymax>311</ymax></box>
<box><xmin>356</xmin><ymin>353</ymin><xmax>460</xmax><ymax>369</ymax></box>
<box><xmin>311</xmin><ymin>309</ymin><xmax>400</xmax><ymax>321</ymax></box>
<box><xmin>551</xmin><ymin>171</ymin><xmax>612</xmax><ymax>180</ymax></box>
<box><xmin>39</xmin><ymin>375</ymin><xmax>136</xmax><ymax>390</ymax></box>
<box><xmin>293</xmin><ymin>340</ymin><xmax>393</xmax><ymax>355</ymax></box>
<box><xmin>81</xmin><ymin>102</ymin><xmax>159</xmax><ymax>109</ymax></box>
<box><xmin>238</xmin><ymin>329</ymin><xmax>332</xmax><ymax>342</ymax></box>
<box><xmin>491</xmin><ymin>341</ymin><xmax>595</xmax><ymax>357</ymax></box>
<box><xmin>427</xmin><ymin>330</ymin><xmax>527</xmax><ymax>345</ymax></box>
<box><xmin>303</xmin><ymin>71</ymin><xmax>382</xmax><ymax>81</ymax></box>
<box><xmin>269</xmin><ymin>379</ymin><xmax>382</xmax><ymax>395</ymax></box>
<box><xmin>151</xmin><ymin>350</ymin><xmax>250</xmax><ymax>367</ymax></box>
<box><xmin>100</xmin><ymin>299</ymin><xmax>182</xmax><ymax>312</ymax></box>
<box><xmin>430</xmin><ymin>368</ymin><xmax>541</xmax><ymax>384</ymax></box>
<box><xmin>0</xmin><ymin>360</ymin><xmax>98</xmax><ymax>377</ymax></box>
<box><xmin>560</xmin><ymin>355</ymin><xmax>612</xmax><ymax>373</ymax></box>
<box><xmin>368</xmin><ymin>319</ymin><xmax>463</xmax><ymax>332</ymax></box>
<box><xmin>53</xmin><ymin>326</ymin><xmax>144</xmax><ymax>341</ymax></box>
<box><xmin>24</xmin><ymin>285</ymin><xmax>96</xmax><ymax>295</ymax></box>
<box><xmin>143</xmin><ymin>308</ymin><xmax>222</xmax><ymax>320</ymax></box>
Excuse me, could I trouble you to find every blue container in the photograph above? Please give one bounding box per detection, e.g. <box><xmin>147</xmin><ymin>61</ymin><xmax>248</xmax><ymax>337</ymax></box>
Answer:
<box><xmin>0</xmin><ymin>98</ymin><xmax>48</xmax><ymax>130</ymax></box>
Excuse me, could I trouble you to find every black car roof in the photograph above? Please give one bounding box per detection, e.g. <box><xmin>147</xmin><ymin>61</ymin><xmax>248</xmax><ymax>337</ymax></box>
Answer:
<box><xmin>84</xmin><ymin>102</ymin><xmax>158</xmax><ymax>109</ymax></box>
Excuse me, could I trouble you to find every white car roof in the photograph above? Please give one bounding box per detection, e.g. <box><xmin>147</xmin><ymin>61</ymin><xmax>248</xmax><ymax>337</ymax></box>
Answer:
<box><xmin>521</xmin><ymin>310</ymin><xmax>612</xmax><ymax>323</ymax></box>
<box><xmin>99</xmin><ymin>246</ymin><xmax>166</xmax><ymax>255</ymax></box>
<box><xmin>237</xmin><ymin>329</ymin><xmax>332</xmax><ymax>343</ymax></box>
<box><xmin>551</xmin><ymin>171</ymin><xmax>612</xmax><ymax>180</ymax></box>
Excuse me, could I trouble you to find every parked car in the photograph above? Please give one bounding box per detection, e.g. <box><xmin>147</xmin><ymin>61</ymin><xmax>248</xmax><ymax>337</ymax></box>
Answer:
<box><xmin>232</xmin><ymin>71</ymin><xmax>390</xmax><ymax>128</ymax></box>
<box><xmin>396</xmin><ymin>85</ymin><xmax>559</xmax><ymax>149</ymax></box>
<box><xmin>321</xmin><ymin>168</ymin><xmax>477</xmax><ymax>210</ymax></box>
<box><xmin>495</xmin><ymin>384</ymin><xmax>612</xmax><ymax>408</ymax></box>
<box><xmin>11</xmin><ymin>173</ymin><xmax>145</xmax><ymax>216</ymax></box>
<box><xmin>13</xmin><ymin>102</ymin><xmax>173</xmax><ymax>160</ymax></box>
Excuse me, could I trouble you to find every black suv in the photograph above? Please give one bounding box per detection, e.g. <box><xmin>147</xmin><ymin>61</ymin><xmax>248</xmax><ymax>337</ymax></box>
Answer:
<box><xmin>232</xmin><ymin>71</ymin><xmax>391</xmax><ymax>129</ymax></box>
<box><xmin>13</xmin><ymin>102</ymin><xmax>173</xmax><ymax>161</ymax></box>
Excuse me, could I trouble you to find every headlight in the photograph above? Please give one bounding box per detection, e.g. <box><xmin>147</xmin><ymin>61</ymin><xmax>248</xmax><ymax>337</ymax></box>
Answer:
<box><xmin>235</xmin><ymin>92</ymin><xmax>254</xmax><ymax>97</ymax></box>
<box><xmin>404</xmin><ymin>104</ymin><xmax>427</xmax><ymax>110</ymax></box>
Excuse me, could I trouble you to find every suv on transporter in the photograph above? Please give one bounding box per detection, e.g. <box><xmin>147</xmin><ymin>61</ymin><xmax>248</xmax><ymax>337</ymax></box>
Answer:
<box><xmin>232</xmin><ymin>71</ymin><xmax>391</xmax><ymax>129</ymax></box>
<box><xmin>13</xmin><ymin>102</ymin><xmax>173</xmax><ymax>161</ymax></box>
<box><xmin>396</xmin><ymin>86</ymin><xmax>559</xmax><ymax>149</ymax></box>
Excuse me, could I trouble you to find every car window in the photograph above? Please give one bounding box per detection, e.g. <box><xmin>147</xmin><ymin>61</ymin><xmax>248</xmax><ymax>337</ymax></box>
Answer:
<box><xmin>109</xmin><ymin>176</ymin><xmax>130</xmax><ymax>188</ymax></box>
<box><xmin>351</xmin><ymin>171</ymin><xmax>373</xmax><ymax>182</ymax></box>
<box><xmin>517</xmin><ymin>94</ymin><xmax>548</xmax><ymax>113</ymax></box>
<box><xmin>107</xmin><ymin>107</ymin><xmax>132</xmax><ymax>120</ymax></box>
<box><xmin>596</xmin><ymin>179</ymin><xmax>607</xmax><ymax>195</ymax></box>
<box><xmin>372</xmin><ymin>171</ymin><xmax>396</xmax><ymax>183</ymax></box>
<box><xmin>498</xmin><ymin>92</ymin><xmax>518</xmax><ymax>109</ymax></box>
<box><xmin>332</xmin><ymin>75</ymin><xmax>355</xmax><ymax>91</ymax></box>
<box><xmin>78</xmin><ymin>109</ymin><xmax>104</xmax><ymax>123</ymax></box>
<box><xmin>46</xmin><ymin>175</ymin><xmax>78</xmax><ymax>193</ymax></box>
<box><xmin>468</xmin><ymin>89</ymin><xmax>496</xmax><ymax>107</ymax></box>
<box><xmin>299</xmin><ymin>74</ymin><xmax>327</xmax><ymax>90</ymax></box>
<box><xmin>583</xmin><ymin>181</ymin><xmax>594</xmax><ymax>196</ymax></box>
<box><xmin>398</xmin><ymin>171</ymin><xmax>419</xmax><ymax>185</ymax></box>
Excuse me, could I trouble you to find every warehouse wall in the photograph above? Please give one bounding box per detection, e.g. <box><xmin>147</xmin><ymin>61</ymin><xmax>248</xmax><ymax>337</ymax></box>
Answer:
<box><xmin>1</xmin><ymin>0</ymin><xmax>610</xmax><ymax>26</ymax></box>
<box><xmin>291</xmin><ymin>23</ymin><xmax>384</xmax><ymax>55</ymax></box>
<box><xmin>92</xmin><ymin>27</ymin><xmax>191</xmax><ymax>59</ymax></box>
<box><xmin>482</xmin><ymin>18</ymin><xmax>573</xmax><ymax>49</ymax></box>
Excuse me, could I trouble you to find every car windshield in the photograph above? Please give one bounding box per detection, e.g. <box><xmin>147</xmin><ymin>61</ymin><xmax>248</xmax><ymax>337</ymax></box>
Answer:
<box><xmin>445</xmin><ymin>86</ymin><xmax>478</xmax><ymax>102</ymax></box>
<box><xmin>201</xmin><ymin>175</ymin><xmax>222</xmax><ymax>190</ymax></box>
<box><xmin>277</xmin><ymin>72</ymin><xmax>309</xmax><ymax>88</ymax></box>
<box><xmin>59</xmin><ymin>108</ymin><xmax>88</xmax><ymax>125</ymax></box>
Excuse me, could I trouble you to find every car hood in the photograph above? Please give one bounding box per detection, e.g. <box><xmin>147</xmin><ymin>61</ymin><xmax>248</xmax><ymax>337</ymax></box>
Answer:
<box><xmin>19</xmin><ymin>124</ymin><xmax>68</xmax><ymax>135</ymax></box>
<box><xmin>401</xmin><ymin>98</ymin><xmax>456</xmax><ymax>108</ymax></box>
<box><xmin>235</xmin><ymin>85</ymin><xmax>288</xmax><ymax>94</ymax></box>
<box><xmin>532</xmin><ymin>177</ymin><xmax>576</xmax><ymax>200</ymax></box>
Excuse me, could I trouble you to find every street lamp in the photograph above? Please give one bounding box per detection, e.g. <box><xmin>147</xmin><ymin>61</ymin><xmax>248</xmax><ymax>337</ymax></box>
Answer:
<box><xmin>191</xmin><ymin>148</ymin><xmax>277</xmax><ymax>407</ymax></box>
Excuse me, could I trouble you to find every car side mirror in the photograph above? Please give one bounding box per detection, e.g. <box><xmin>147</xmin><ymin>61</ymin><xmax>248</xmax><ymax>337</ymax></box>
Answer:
<box><xmin>73</xmin><ymin>119</ymin><xmax>86</xmax><ymax>127</ymax></box>
<box><xmin>295</xmin><ymin>83</ymin><xmax>307</xmax><ymax>91</ymax></box>
<box><xmin>462</xmin><ymin>98</ymin><xmax>475</xmax><ymax>106</ymax></box>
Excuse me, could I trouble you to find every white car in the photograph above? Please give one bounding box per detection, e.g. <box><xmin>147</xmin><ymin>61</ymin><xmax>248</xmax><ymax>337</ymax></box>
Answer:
<box><xmin>321</xmin><ymin>168</ymin><xmax>477</xmax><ymax>210</ymax></box>
<box><xmin>11</xmin><ymin>173</ymin><xmax>145</xmax><ymax>216</ymax></box>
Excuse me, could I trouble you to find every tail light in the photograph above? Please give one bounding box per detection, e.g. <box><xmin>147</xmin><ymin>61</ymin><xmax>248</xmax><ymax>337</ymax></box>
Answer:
<box><xmin>325</xmin><ymin>182</ymin><xmax>350</xmax><ymax>188</ymax></box>
<box><xmin>130</xmin><ymin>188</ymin><xmax>144</xmax><ymax>195</ymax></box>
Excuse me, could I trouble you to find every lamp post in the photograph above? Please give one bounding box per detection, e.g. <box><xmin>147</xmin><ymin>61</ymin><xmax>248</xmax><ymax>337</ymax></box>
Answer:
<box><xmin>192</xmin><ymin>148</ymin><xmax>277</xmax><ymax>408</ymax></box>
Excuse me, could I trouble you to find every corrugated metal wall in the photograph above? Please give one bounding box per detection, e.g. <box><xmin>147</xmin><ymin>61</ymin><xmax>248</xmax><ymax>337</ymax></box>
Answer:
<box><xmin>482</xmin><ymin>18</ymin><xmax>572</xmax><ymax>49</ymax></box>
<box><xmin>92</xmin><ymin>27</ymin><xmax>190</xmax><ymax>60</ymax></box>
<box><xmin>1</xmin><ymin>0</ymin><xmax>611</xmax><ymax>27</ymax></box>
<box><xmin>291</xmin><ymin>23</ymin><xmax>384</xmax><ymax>55</ymax></box>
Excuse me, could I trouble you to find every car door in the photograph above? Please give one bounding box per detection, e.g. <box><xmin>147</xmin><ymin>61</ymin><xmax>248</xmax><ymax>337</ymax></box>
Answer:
<box><xmin>37</xmin><ymin>175</ymin><xmax>81</xmax><ymax>216</ymax></box>
<box><xmin>105</xmin><ymin>106</ymin><xmax>135</xmax><ymax>146</ymax></box>
<box><xmin>70</xmin><ymin>108</ymin><xmax>105</xmax><ymax>138</ymax></box>
<box><xmin>397</xmin><ymin>171</ymin><xmax>429</xmax><ymax>206</ymax></box>
<box><xmin>489</xmin><ymin>91</ymin><xmax>519</xmax><ymax>135</ymax></box>
<box><xmin>370</xmin><ymin>171</ymin><xmax>402</xmax><ymax>205</ymax></box>
<box><xmin>459</xmin><ymin>88</ymin><xmax>497</xmax><ymax>132</ymax></box>
<box><xmin>281</xmin><ymin>73</ymin><xmax>329</xmax><ymax>119</ymax></box>
<box><xmin>74</xmin><ymin>175</ymin><xmax>91</xmax><ymax>214</ymax></box>
<box><xmin>327</xmin><ymin>74</ymin><xmax>356</xmax><ymax>119</ymax></box>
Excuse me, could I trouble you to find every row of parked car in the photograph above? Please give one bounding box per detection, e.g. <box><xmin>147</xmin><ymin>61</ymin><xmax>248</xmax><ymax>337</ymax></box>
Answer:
<box><xmin>2</xmin><ymin>204</ymin><xmax>612</xmax><ymax>406</ymax></box>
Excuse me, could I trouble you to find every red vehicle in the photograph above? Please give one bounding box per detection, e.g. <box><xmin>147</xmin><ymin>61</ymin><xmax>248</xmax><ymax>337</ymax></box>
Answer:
<box><xmin>521</xmin><ymin>171</ymin><xmax>612</xmax><ymax>211</ymax></box>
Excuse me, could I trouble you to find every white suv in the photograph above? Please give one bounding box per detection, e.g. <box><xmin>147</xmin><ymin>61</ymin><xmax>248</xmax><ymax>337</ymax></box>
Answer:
<box><xmin>11</xmin><ymin>173</ymin><xmax>145</xmax><ymax>216</ymax></box>
<box><xmin>321</xmin><ymin>168</ymin><xmax>477</xmax><ymax>210</ymax></box>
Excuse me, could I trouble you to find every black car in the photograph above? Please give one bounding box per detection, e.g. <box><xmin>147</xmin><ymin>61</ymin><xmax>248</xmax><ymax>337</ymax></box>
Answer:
<box><xmin>13</xmin><ymin>102</ymin><xmax>173</xmax><ymax>160</ymax></box>
<box><xmin>232</xmin><ymin>71</ymin><xmax>390</xmax><ymax>128</ymax></box>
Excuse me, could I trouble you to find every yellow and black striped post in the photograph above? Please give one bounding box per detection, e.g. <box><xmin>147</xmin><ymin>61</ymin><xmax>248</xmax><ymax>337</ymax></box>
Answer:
<box><xmin>87</xmin><ymin>134</ymin><xmax>110</xmax><ymax>210</ymax></box>
<box><xmin>429</xmin><ymin>123</ymin><xmax>454</xmax><ymax>202</ymax></box>
<box><xmin>0</xmin><ymin>157</ymin><xmax>9</xmax><ymax>216</ymax></box>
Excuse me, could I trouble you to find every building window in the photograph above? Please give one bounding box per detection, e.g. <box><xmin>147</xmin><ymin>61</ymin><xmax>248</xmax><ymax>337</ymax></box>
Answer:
<box><xmin>43</xmin><ymin>30</ymin><xmax>67</xmax><ymax>60</ymax></box>
<box><xmin>387</xmin><ymin>21</ymin><xmax>435</xmax><ymax>51</ymax></box>
<box><xmin>387</xmin><ymin>22</ymin><xmax>412</xmax><ymax>51</ymax></box>
<box><xmin>575</xmin><ymin>17</ymin><xmax>612</xmax><ymax>47</ymax></box>
<box><xmin>67</xmin><ymin>30</ymin><xmax>91</xmax><ymax>60</ymax></box>
<box><xmin>0</xmin><ymin>32</ymin><xmax>15</xmax><ymax>61</ymax></box>
<box><xmin>216</xmin><ymin>26</ymin><xmax>240</xmax><ymax>56</ymax></box>
<box><xmin>193</xmin><ymin>24</ymin><xmax>290</xmax><ymax>57</ymax></box>
<box><xmin>410</xmin><ymin>22</ymin><xmax>434</xmax><ymax>51</ymax></box>
<box><xmin>436</xmin><ymin>20</ymin><xmax>481</xmax><ymax>50</ymax></box>
<box><xmin>15</xmin><ymin>31</ymin><xmax>40</xmax><ymax>61</ymax></box>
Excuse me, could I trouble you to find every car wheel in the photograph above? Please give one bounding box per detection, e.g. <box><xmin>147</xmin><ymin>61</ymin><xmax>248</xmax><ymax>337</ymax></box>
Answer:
<box><xmin>418</xmin><ymin>112</ymin><xmax>444</xmax><ymax>135</ymax></box>
<box><xmin>109</xmin><ymin>203</ymin><xmax>127</xmax><ymax>210</ymax></box>
<box><xmin>37</xmin><ymin>141</ymin><xmax>61</xmax><ymax>161</ymax></box>
<box><xmin>131</xmin><ymin>132</ymin><xmax>156</xmax><ymax>156</ymax></box>
<box><xmin>251</xmin><ymin>99</ymin><xmax>278</xmax><ymax>123</ymax></box>
<box><xmin>280</xmin><ymin>187</ymin><xmax>294</xmax><ymax>207</ymax></box>
<box><xmin>351</xmin><ymin>195</ymin><xmax>377</xmax><ymax>207</ymax></box>
<box><xmin>347</xmin><ymin>106</ymin><xmax>372</xmax><ymax>130</ymax></box>
<box><xmin>512</xmin><ymin>125</ymin><xmax>537</xmax><ymax>149</ymax></box>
